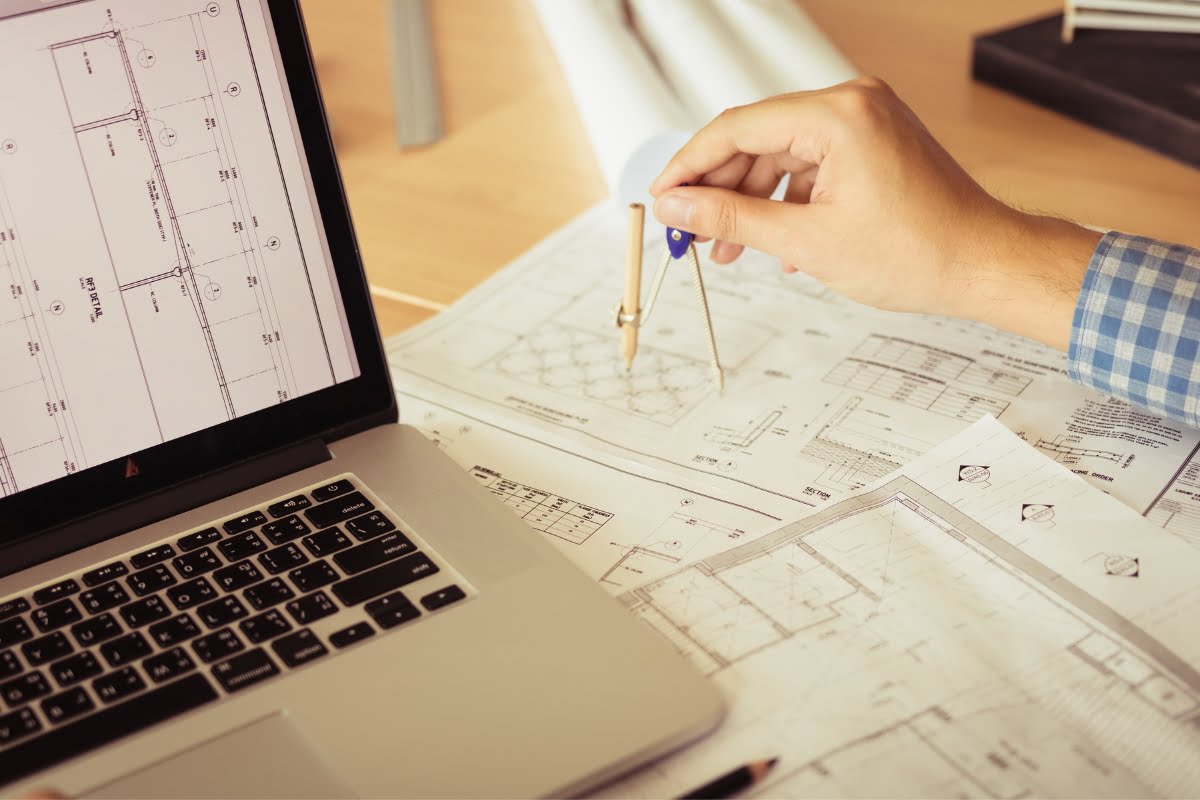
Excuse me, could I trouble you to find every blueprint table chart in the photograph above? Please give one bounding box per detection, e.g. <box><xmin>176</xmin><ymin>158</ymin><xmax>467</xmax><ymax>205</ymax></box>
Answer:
<box><xmin>469</xmin><ymin>466</ymin><xmax>613</xmax><ymax>544</ymax></box>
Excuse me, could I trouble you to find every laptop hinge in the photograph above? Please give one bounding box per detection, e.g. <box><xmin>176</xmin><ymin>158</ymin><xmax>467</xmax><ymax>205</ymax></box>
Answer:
<box><xmin>2</xmin><ymin>438</ymin><xmax>332</xmax><ymax>578</ymax></box>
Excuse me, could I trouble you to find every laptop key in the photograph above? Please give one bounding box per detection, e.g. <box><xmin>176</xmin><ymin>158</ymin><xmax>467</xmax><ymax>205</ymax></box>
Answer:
<box><xmin>100</xmin><ymin>631</ymin><xmax>152</xmax><ymax>667</ymax></box>
<box><xmin>120</xmin><ymin>596</ymin><xmax>171</xmax><ymax>628</ymax></box>
<box><xmin>196</xmin><ymin>596</ymin><xmax>249</xmax><ymax>628</ymax></box>
<box><xmin>143</xmin><ymin>647</ymin><xmax>196</xmax><ymax>684</ymax></box>
<box><xmin>192</xmin><ymin>628</ymin><xmax>244</xmax><ymax>664</ymax></box>
<box><xmin>310</xmin><ymin>479</ymin><xmax>354</xmax><ymax>503</ymax></box>
<box><xmin>329</xmin><ymin>622</ymin><xmax>375</xmax><ymax>649</ymax></box>
<box><xmin>346</xmin><ymin>511</ymin><xmax>396</xmax><ymax>541</ymax></box>
<box><xmin>50</xmin><ymin>651</ymin><xmax>102</xmax><ymax>687</ymax></box>
<box><xmin>259</xmin><ymin>543</ymin><xmax>307</xmax><ymax>575</ymax></box>
<box><xmin>304</xmin><ymin>492</ymin><xmax>374</xmax><ymax>529</ymax></box>
<box><xmin>421</xmin><ymin>585</ymin><xmax>466</xmax><ymax>611</ymax></box>
<box><xmin>0</xmin><ymin>649</ymin><xmax>21</xmax><ymax>678</ymax></box>
<box><xmin>212</xmin><ymin>648</ymin><xmax>279</xmax><ymax>693</ymax></box>
<box><xmin>268</xmin><ymin>494</ymin><xmax>311</xmax><ymax>518</ymax></box>
<box><xmin>239</xmin><ymin>609</ymin><xmax>292</xmax><ymax>644</ymax></box>
<box><xmin>130</xmin><ymin>544</ymin><xmax>176</xmax><ymax>570</ymax></box>
<box><xmin>0</xmin><ymin>597</ymin><xmax>30</xmax><ymax>622</ymax></box>
<box><xmin>223</xmin><ymin>510</ymin><xmax>268</xmax><ymax>535</ymax></box>
<box><xmin>32</xmin><ymin>579</ymin><xmax>80</xmax><ymax>606</ymax></box>
<box><xmin>271</xmin><ymin>628</ymin><xmax>327</xmax><ymax>668</ymax></box>
<box><xmin>32</xmin><ymin>599</ymin><xmax>82</xmax><ymax>633</ymax></box>
<box><xmin>41</xmin><ymin>686</ymin><xmax>94</xmax><ymax>724</ymax></box>
<box><xmin>0</xmin><ymin>617</ymin><xmax>33</xmax><ymax>647</ymax></box>
<box><xmin>261</xmin><ymin>515</ymin><xmax>310</xmax><ymax>546</ymax></box>
<box><xmin>149</xmin><ymin>614</ymin><xmax>201</xmax><ymax>648</ymax></box>
<box><xmin>288</xmin><ymin>561</ymin><xmax>339</xmax><ymax>593</ymax></box>
<box><xmin>302</xmin><ymin>527</ymin><xmax>352</xmax><ymax>558</ymax></box>
<box><xmin>219</xmin><ymin>531</ymin><xmax>267</xmax><ymax>562</ymax></box>
<box><xmin>79</xmin><ymin>581</ymin><xmax>129</xmax><ymax>615</ymax></box>
<box><xmin>93</xmin><ymin>666</ymin><xmax>146</xmax><ymax>704</ymax></box>
<box><xmin>81</xmin><ymin>561</ymin><xmax>128</xmax><ymax>588</ymax></box>
<box><xmin>71</xmin><ymin>613</ymin><xmax>121</xmax><ymax>647</ymax></box>
<box><xmin>0</xmin><ymin>707</ymin><xmax>40</xmax><ymax>746</ymax></box>
<box><xmin>332</xmin><ymin>552</ymin><xmax>439</xmax><ymax>606</ymax></box>
<box><xmin>365</xmin><ymin>591</ymin><xmax>422</xmax><ymax>630</ymax></box>
<box><xmin>285</xmin><ymin>591</ymin><xmax>336</xmax><ymax>625</ymax></box>
<box><xmin>333</xmin><ymin>531</ymin><xmax>416</xmax><ymax>575</ymax></box>
<box><xmin>167</xmin><ymin>577</ymin><xmax>217</xmax><ymax>611</ymax></box>
<box><xmin>173</xmin><ymin>547</ymin><xmax>222</xmax><ymax>579</ymax></box>
<box><xmin>22</xmin><ymin>631</ymin><xmax>72</xmax><ymax>666</ymax></box>
<box><xmin>0</xmin><ymin>673</ymin><xmax>218</xmax><ymax>786</ymax></box>
<box><xmin>177</xmin><ymin>527</ymin><xmax>220</xmax><ymax>552</ymax></box>
<box><xmin>244</xmin><ymin>578</ymin><xmax>294</xmax><ymax>610</ymax></box>
<box><xmin>1</xmin><ymin>671</ymin><xmax>51</xmax><ymax>705</ymax></box>
<box><xmin>213</xmin><ymin>559</ymin><xmax>264</xmax><ymax>592</ymax></box>
<box><xmin>126</xmin><ymin>564</ymin><xmax>177</xmax><ymax>597</ymax></box>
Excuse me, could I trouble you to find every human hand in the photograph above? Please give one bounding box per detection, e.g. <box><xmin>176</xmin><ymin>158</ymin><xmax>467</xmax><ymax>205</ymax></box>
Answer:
<box><xmin>649</xmin><ymin>78</ymin><xmax>1100</xmax><ymax>350</ymax></box>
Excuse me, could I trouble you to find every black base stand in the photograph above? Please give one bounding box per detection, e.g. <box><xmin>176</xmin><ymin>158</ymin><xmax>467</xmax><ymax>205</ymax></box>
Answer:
<box><xmin>972</xmin><ymin>14</ymin><xmax>1200</xmax><ymax>169</ymax></box>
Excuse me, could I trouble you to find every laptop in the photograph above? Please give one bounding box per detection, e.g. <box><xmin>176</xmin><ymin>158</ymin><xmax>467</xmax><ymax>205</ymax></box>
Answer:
<box><xmin>0</xmin><ymin>0</ymin><xmax>723</xmax><ymax>795</ymax></box>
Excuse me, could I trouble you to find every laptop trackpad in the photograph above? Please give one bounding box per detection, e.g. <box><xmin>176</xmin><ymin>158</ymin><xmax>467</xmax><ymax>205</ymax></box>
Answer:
<box><xmin>87</xmin><ymin>713</ymin><xmax>356</xmax><ymax>799</ymax></box>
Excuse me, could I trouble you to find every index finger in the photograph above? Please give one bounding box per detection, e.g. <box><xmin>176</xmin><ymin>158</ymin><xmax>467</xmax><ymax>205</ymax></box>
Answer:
<box><xmin>649</xmin><ymin>92</ymin><xmax>838</xmax><ymax>196</ymax></box>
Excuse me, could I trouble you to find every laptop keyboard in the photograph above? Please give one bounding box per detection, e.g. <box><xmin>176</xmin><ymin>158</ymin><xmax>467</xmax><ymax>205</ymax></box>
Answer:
<box><xmin>0</xmin><ymin>475</ymin><xmax>470</xmax><ymax>785</ymax></box>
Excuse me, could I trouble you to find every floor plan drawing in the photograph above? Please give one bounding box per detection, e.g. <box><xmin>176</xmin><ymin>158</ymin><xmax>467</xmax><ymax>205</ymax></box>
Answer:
<box><xmin>0</xmin><ymin>180</ymin><xmax>82</xmax><ymax>494</ymax></box>
<box><xmin>600</xmin><ymin>508</ymin><xmax>750</xmax><ymax>589</ymax></box>
<box><xmin>388</xmin><ymin>204</ymin><xmax>1200</xmax><ymax>542</ymax></box>
<box><xmin>597</xmin><ymin>418</ymin><xmax>1200</xmax><ymax>798</ymax></box>
<box><xmin>0</xmin><ymin>1</ymin><xmax>356</xmax><ymax>496</ymax></box>
<box><xmin>488</xmin><ymin>323</ymin><xmax>713</xmax><ymax>426</ymax></box>
<box><xmin>49</xmin><ymin>12</ymin><xmax>309</xmax><ymax>430</ymax></box>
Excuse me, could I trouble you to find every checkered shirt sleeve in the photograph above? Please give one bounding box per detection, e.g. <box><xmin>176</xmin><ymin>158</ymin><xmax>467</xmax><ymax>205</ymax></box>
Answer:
<box><xmin>1070</xmin><ymin>232</ymin><xmax>1200</xmax><ymax>427</ymax></box>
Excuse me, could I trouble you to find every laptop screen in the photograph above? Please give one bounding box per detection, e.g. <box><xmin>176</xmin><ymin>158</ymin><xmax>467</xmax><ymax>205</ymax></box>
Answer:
<box><xmin>0</xmin><ymin>0</ymin><xmax>362</xmax><ymax>503</ymax></box>
<box><xmin>0</xmin><ymin>0</ymin><xmax>394</xmax><ymax>561</ymax></box>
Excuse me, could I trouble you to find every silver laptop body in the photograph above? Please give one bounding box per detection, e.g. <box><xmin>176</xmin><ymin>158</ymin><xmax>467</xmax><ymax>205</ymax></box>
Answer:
<box><xmin>0</xmin><ymin>1</ymin><xmax>723</xmax><ymax>795</ymax></box>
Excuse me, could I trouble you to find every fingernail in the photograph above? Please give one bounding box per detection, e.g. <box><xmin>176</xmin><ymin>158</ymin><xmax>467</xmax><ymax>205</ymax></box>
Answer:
<box><xmin>653</xmin><ymin>193</ymin><xmax>693</xmax><ymax>228</ymax></box>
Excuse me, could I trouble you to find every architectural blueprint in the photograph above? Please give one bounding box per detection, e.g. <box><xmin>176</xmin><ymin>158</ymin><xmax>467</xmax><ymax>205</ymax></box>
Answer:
<box><xmin>386</xmin><ymin>205</ymin><xmax>1200</xmax><ymax>548</ymax></box>
<box><xmin>0</xmin><ymin>0</ymin><xmax>356</xmax><ymax>496</ymax></box>
<box><xmin>598</xmin><ymin>417</ymin><xmax>1200</xmax><ymax>798</ymax></box>
<box><xmin>397</xmin><ymin>392</ymin><xmax>781</xmax><ymax>590</ymax></box>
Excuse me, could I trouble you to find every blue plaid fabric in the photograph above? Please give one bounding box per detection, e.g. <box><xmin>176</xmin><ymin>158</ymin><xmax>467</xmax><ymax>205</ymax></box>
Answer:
<box><xmin>1070</xmin><ymin>232</ymin><xmax>1200</xmax><ymax>427</ymax></box>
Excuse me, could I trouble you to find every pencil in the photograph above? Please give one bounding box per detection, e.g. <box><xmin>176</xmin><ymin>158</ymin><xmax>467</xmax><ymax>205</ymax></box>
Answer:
<box><xmin>622</xmin><ymin>202</ymin><xmax>644</xmax><ymax>370</ymax></box>
<box><xmin>677</xmin><ymin>758</ymin><xmax>778</xmax><ymax>799</ymax></box>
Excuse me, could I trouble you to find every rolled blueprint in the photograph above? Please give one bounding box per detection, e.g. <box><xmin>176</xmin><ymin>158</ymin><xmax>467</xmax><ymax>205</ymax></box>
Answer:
<box><xmin>627</xmin><ymin>0</ymin><xmax>775</xmax><ymax>123</ymax></box>
<box><xmin>711</xmin><ymin>0</ymin><xmax>857</xmax><ymax>94</ymax></box>
<box><xmin>531</xmin><ymin>0</ymin><xmax>692</xmax><ymax>207</ymax></box>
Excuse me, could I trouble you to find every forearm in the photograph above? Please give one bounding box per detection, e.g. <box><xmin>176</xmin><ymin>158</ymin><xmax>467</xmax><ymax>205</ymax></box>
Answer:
<box><xmin>949</xmin><ymin>207</ymin><xmax>1101</xmax><ymax>351</ymax></box>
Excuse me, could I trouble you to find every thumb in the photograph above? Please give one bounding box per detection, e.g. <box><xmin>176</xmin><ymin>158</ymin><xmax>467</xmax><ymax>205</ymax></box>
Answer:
<box><xmin>651</xmin><ymin>186</ymin><xmax>803</xmax><ymax>261</ymax></box>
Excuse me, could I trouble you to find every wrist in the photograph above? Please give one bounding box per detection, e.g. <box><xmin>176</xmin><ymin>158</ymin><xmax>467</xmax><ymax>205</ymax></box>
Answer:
<box><xmin>950</xmin><ymin>206</ymin><xmax>1100</xmax><ymax>350</ymax></box>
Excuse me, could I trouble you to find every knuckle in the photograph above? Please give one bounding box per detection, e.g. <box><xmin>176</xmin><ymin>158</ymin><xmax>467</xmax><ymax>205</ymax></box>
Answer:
<box><xmin>712</xmin><ymin>197</ymin><xmax>739</xmax><ymax>241</ymax></box>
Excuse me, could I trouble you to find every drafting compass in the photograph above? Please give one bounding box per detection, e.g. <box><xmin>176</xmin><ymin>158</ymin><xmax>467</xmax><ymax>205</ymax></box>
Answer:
<box><xmin>615</xmin><ymin>202</ymin><xmax>724</xmax><ymax>392</ymax></box>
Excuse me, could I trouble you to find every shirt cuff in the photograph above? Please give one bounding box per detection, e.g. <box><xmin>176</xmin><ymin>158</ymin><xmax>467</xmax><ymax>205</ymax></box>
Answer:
<box><xmin>1069</xmin><ymin>232</ymin><xmax>1200</xmax><ymax>427</ymax></box>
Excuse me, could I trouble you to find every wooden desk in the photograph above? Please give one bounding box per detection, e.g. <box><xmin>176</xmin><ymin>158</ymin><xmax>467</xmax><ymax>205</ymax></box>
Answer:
<box><xmin>298</xmin><ymin>0</ymin><xmax>1200</xmax><ymax>338</ymax></box>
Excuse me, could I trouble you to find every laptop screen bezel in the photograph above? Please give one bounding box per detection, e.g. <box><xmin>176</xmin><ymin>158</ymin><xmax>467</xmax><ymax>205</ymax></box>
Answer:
<box><xmin>0</xmin><ymin>0</ymin><xmax>395</xmax><ymax>552</ymax></box>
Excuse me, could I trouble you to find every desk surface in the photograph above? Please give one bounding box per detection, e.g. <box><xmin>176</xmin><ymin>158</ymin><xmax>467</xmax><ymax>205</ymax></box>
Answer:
<box><xmin>298</xmin><ymin>0</ymin><xmax>1199</xmax><ymax>338</ymax></box>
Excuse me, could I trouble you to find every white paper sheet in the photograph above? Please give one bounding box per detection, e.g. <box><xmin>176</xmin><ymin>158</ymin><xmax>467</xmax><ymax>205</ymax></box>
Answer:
<box><xmin>597</xmin><ymin>417</ymin><xmax>1200</xmax><ymax>797</ymax></box>
<box><xmin>386</xmin><ymin>205</ymin><xmax>1200</xmax><ymax>797</ymax></box>
<box><xmin>531</xmin><ymin>0</ymin><xmax>692</xmax><ymax>207</ymax></box>
<box><xmin>711</xmin><ymin>0</ymin><xmax>857</xmax><ymax>93</ymax></box>
<box><xmin>387</xmin><ymin>205</ymin><xmax>1200</xmax><ymax>545</ymax></box>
